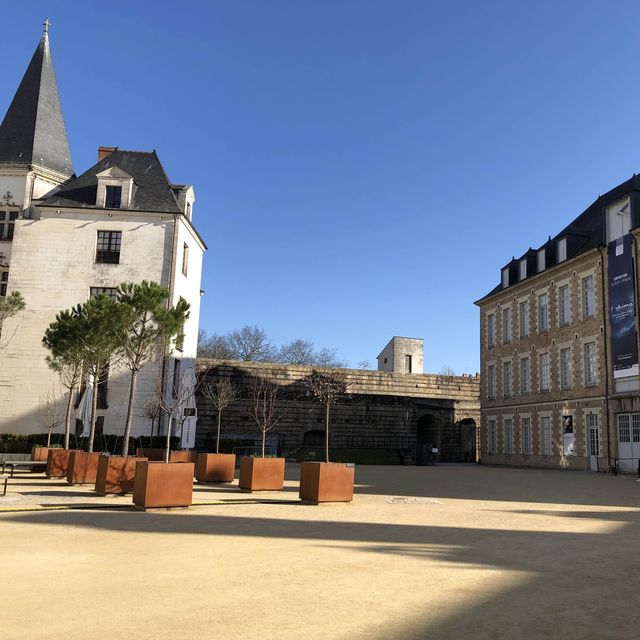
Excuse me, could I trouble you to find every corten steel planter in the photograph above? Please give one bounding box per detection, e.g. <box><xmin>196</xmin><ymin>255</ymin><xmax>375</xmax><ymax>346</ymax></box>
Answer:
<box><xmin>31</xmin><ymin>446</ymin><xmax>53</xmax><ymax>462</ymax></box>
<box><xmin>95</xmin><ymin>455</ymin><xmax>147</xmax><ymax>495</ymax></box>
<box><xmin>66</xmin><ymin>451</ymin><xmax>102</xmax><ymax>485</ymax></box>
<box><xmin>46</xmin><ymin>448</ymin><xmax>73</xmax><ymax>478</ymax></box>
<box><xmin>169</xmin><ymin>451</ymin><xmax>198</xmax><ymax>464</ymax></box>
<box><xmin>133</xmin><ymin>461</ymin><xmax>195</xmax><ymax>509</ymax></box>
<box><xmin>299</xmin><ymin>462</ymin><xmax>355</xmax><ymax>504</ymax></box>
<box><xmin>136</xmin><ymin>448</ymin><xmax>165</xmax><ymax>461</ymax></box>
<box><xmin>238</xmin><ymin>457</ymin><xmax>285</xmax><ymax>492</ymax></box>
<box><xmin>195</xmin><ymin>453</ymin><xmax>236</xmax><ymax>483</ymax></box>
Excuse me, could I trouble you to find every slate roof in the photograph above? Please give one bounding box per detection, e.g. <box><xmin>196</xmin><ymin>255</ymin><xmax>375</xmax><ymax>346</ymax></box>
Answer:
<box><xmin>39</xmin><ymin>149</ymin><xmax>183</xmax><ymax>214</ymax></box>
<box><xmin>477</xmin><ymin>174</ymin><xmax>640</xmax><ymax>302</ymax></box>
<box><xmin>0</xmin><ymin>31</ymin><xmax>73</xmax><ymax>176</ymax></box>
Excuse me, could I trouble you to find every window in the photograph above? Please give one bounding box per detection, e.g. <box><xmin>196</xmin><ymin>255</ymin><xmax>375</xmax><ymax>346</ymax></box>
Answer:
<box><xmin>502</xmin><ymin>307</ymin><xmax>512</xmax><ymax>343</ymax></box>
<box><xmin>0</xmin><ymin>211</ymin><xmax>17</xmax><ymax>241</ymax></box>
<box><xmin>487</xmin><ymin>313</ymin><xmax>496</xmax><ymax>348</ymax></box>
<box><xmin>582</xmin><ymin>276</ymin><xmax>595</xmax><ymax>318</ymax></box>
<box><xmin>537</xmin><ymin>248</ymin><xmax>546</xmax><ymax>273</ymax></box>
<box><xmin>539</xmin><ymin>352</ymin><xmax>550</xmax><ymax>391</ymax></box>
<box><xmin>488</xmin><ymin>419</ymin><xmax>497</xmax><ymax>453</ymax></box>
<box><xmin>502</xmin><ymin>268</ymin><xmax>509</xmax><ymax>288</ymax></box>
<box><xmin>538</xmin><ymin>293</ymin><xmax>549</xmax><ymax>331</ymax></box>
<box><xmin>559</xmin><ymin>285</ymin><xmax>570</xmax><ymax>325</ymax></box>
<box><xmin>522</xmin><ymin>417</ymin><xmax>532</xmax><ymax>455</ymax></box>
<box><xmin>97</xmin><ymin>364</ymin><xmax>109</xmax><ymax>409</ymax></box>
<box><xmin>519</xmin><ymin>301</ymin><xmax>529</xmax><ymax>337</ymax></box>
<box><xmin>587</xmin><ymin>414</ymin><xmax>599</xmax><ymax>456</ymax></box>
<box><xmin>520</xmin><ymin>357</ymin><xmax>530</xmax><ymax>393</ymax></box>
<box><xmin>584</xmin><ymin>342</ymin><xmax>596</xmax><ymax>385</ymax></box>
<box><xmin>90</xmin><ymin>287</ymin><xmax>118</xmax><ymax>300</ymax></box>
<box><xmin>519</xmin><ymin>259</ymin><xmax>527</xmax><ymax>281</ymax></box>
<box><xmin>557</xmin><ymin>238</ymin><xmax>567</xmax><ymax>262</ymax></box>
<box><xmin>560</xmin><ymin>347</ymin><xmax>572</xmax><ymax>389</ymax></box>
<box><xmin>541</xmin><ymin>417</ymin><xmax>552</xmax><ymax>455</ymax></box>
<box><xmin>182</xmin><ymin>243</ymin><xmax>189</xmax><ymax>276</ymax></box>
<box><xmin>504</xmin><ymin>419</ymin><xmax>513</xmax><ymax>454</ymax></box>
<box><xmin>105</xmin><ymin>185</ymin><xmax>122</xmax><ymax>209</ymax></box>
<box><xmin>96</xmin><ymin>230</ymin><xmax>122</xmax><ymax>264</ymax></box>
<box><xmin>487</xmin><ymin>365</ymin><xmax>496</xmax><ymax>400</ymax></box>
<box><xmin>172</xmin><ymin>359</ymin><xmax>182</xmax><ymax>398</ymax></box>
<box><xmin>405</xmin><ymin>355</ymin><xmax>412</xmax><ymax>373</ymax></box>
<box><xmin>503</xmin><ymin>361</ymin><xmax>512</xmax><ymax>397</ymax></box>
<box><xmin>0</xmin><ymin>270</ymin><xmax>7</xmax><ymax>296</ymax></box>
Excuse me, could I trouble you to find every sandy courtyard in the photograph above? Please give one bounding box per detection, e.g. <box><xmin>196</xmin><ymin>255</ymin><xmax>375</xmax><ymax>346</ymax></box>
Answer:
<box><xmin>1</xmin><ymin>463</ymin><xmax>639</xmax><ymax>639</ymax></box>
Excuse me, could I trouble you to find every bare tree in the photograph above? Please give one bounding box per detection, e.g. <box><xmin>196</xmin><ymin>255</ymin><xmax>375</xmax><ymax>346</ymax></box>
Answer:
<box><xmin>315</xmin><ymin>348</ymin><xmax>348</xmax><ymax>369</ymax></box>
<box><xmin>358</xmin><ymin>359</ymin><xmax>371</xmax><ymax>370</ymax></box>
<box><xmin>228</xmin><ymin>325</ymin><xmax>276</xmax><ymax>362</ymax></box>
<box><xmin>38</xmin><ymin>392</ymin><xmax>64</xmax><ymax>447</ymax></box>
<box><xmin>141</xmin><ymin>398</ymin><xmax>162</xmax><ymax>437</ymax></box>
<box><xmin>301</xmin><ymin>369</ymin><xmax>349</xmax><ymax>463</ymax></box>
<box><xmin>439</xmin><ymin>366</ymin><xmax>456</xmax><ymax>376</ymax></box>
<box><xmin>201</xmin><ymin>379</ymin><xmax>237</xmax><ymax>453</ymax></box>
<box><xmin>198</xmin><ymin>330</ymin><xmax>235</xmax><ymax>359</ymax></box>
<box><xmin>277</xmin><ymin>339</ymin><xmax>316</xmax><ymax>365</ymax></box>
<box><xmin>246</xmin><ymin>376</ymin><xmax>280</xmax><ymax>457</ymax></box>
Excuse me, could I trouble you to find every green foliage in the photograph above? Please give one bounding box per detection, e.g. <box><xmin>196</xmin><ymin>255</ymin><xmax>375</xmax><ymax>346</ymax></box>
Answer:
<box><xmin>0</xmin><ymin>290</ymin><xmax>25</xmax><ymax>325</ymax></box>
<box><xmin>0</xmin><ymin>433</ymin><xmax>65</xmax><ymax>454</ymax></box>
<box><xmin>201</xmin><ymin>437</ymin><xmax>254</xmax><ymax>454</ymax></box>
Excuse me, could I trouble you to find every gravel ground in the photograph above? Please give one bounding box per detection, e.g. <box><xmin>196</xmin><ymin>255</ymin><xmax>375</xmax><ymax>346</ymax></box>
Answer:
<box><xmin>1</xmin><ymin>463</ymin><xmax>639</xmax><ymax>639</ymax></box>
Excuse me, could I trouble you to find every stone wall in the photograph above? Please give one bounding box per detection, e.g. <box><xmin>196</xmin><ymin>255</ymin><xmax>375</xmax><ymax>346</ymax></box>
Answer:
<box><xmin>195</xmin><ymin>360</ymin><xmax>480</xmax><ymax>464</ymax></box>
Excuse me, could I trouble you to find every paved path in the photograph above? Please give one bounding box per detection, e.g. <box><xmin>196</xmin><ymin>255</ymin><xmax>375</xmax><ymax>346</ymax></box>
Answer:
<box><xmin>1</xmin><ymin>464</ymin><xmax>639</xmax><ymax>639</ymax></box>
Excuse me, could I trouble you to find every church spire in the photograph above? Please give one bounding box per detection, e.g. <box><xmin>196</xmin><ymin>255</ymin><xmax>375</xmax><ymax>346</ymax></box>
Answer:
<box><xmin>0</xmin><ymin>22</ymin><xmax>74</xmax><ymax>177</ymax></box>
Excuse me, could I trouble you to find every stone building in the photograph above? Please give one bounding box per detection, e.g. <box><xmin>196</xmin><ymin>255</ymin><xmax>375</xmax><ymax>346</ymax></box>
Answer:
<box><xmin>476</xmin><ymin>173</ymin><xmax>640</xmax><ymax>472</ymax></box>
<box><xmin>0</xmin><ymin>26</ymin><xmax>205</xmax><ymax>442</ymax></box>
<box><xmin>196</xmin><ymin>360</ymin><xmax>480</xmax><ymax>464</ymax></box>
<box><xmin>377</xmin><ymin>336</ymin><xmax>424</xmax><ymax>373</ymax></box>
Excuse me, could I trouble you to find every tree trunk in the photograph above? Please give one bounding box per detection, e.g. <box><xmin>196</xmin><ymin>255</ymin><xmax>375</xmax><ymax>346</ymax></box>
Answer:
<box><xmin>121</xmin><ymin>369</ymin><xmax>138</xmax><ymax>457</ymax></box>
<box><xmin>63</xmin><ymin>386</ymin><xmax>75</xmax><ymax>450</ymax></box>
<box><xmin>88</xmin><ymin>372</ymin><xmax>98</xmax><ymax>453</ymax></box>
<box><xmin>216</xmin><ymin>410</ymin><xmax>222</xmax><ymax>454</ymax></box>
<box><xmin>325</xmin><ymin>402</ymin><xmax>330</xmax><ymax>463</ymax></box>
<box><xmin>262</xmin><ymin>429</ymin><xmax>266</xmax><ymax>458</ymax></box>
<box><xmin>46</xmin><ymin>427</ymin><xmax>52</xmax><ymax>448</ymax></box>
<box><xmin>164</xmin><ymin>413</ymin><xmax>172</xmax><ymax>463</ymax></box>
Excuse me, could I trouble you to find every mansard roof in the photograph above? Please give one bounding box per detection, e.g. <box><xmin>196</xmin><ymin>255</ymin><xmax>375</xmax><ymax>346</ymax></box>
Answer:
<box><xmin>39</xmin><ymin>149</ymin><xmax>183</xmax><ymax>214</ymax></box>
<box><xmin>476</xmin><ymin>173</ymin><xmax>640</xmax><ymax>303</ymax></box>
<box><xmin>0</xmin><ymin>30</ymin><xmax>73</xmax><ymax>176</ymax></box>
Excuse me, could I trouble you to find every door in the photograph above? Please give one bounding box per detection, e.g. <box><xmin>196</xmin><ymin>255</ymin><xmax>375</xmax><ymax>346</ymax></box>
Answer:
<box><xmin>617</xmin><ymin>414</ymin><xmax>640</xmax><ymax>473</ymax></box>
<box><xmin>588</xmin><ymin>414</ymin><xmax>599</xmax><ymax>472</ymax></box>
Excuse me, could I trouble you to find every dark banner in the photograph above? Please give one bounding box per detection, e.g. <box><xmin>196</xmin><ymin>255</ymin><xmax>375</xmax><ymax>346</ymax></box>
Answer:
<box><xmin>608</xmin><ymin>234</ymin><xmax>639</xmax><ymax>379</ymax></box>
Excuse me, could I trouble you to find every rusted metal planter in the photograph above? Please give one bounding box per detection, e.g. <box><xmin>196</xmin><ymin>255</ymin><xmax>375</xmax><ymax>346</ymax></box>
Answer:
<box><xmin>31</xmin><ymin>446</ymin><xmax>53</xmax><ymax>462</ymax></box>
<box><xmin>169</xmin><ymin>451</ymin><xmax>198</xmax><ymax>464</ymax></box>
<box><xmin>95</xmin><ymin>455</ymin><xmax>147</xmax><ymax>495</ymax></box>
<box><xmin>133</xmin><ymin>461</ymin><xmax>194</xmax><ymax>509</ymax></box>
<box><xmin>67</xmin><ymin>450</ymin><xmax>102</xmax><ymax>485</ymax></box>
<box><xmin>46</xmin><ymin>448</ymin><xmax>74</xmax><ymax>478</ymax></box>
<box><xmin>136</xmin><ymin>447</ymin><xmax>165</xmax><ymax>461</ymax></box>
<box><xmin>195</xmin><ymin>453</ymin><xmax>236</xmax><ymax>483</ymax></box>
<box><xmin>299</xmin><ymin>461</ymin><xmax>355</xmax><ymax>504</ymax></box>
<box><xmin>238</xmin><ymin>457</ymin><xmax>285</xmax><ymax>492</ymax></box>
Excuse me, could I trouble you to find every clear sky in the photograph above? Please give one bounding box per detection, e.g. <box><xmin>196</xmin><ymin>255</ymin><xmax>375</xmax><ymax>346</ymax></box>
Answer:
<box><xmin>2</xmin><ymin>1</ymin><xmax>640</xmax><ymax>373</ymax></box>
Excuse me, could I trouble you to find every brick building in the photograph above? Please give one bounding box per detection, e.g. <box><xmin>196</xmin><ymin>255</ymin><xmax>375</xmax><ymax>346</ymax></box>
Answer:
<box><xmin>476</xmin><ymin>173</ymin><xmax>640</xmax><ymax>472</ymax></box>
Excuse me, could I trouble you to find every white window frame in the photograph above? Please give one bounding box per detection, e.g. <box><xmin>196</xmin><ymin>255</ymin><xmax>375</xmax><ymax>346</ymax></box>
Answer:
<box><xmin>520</xmin><ymin>356</ymin><xmax>530</xmax><ymax>394</ymax></box>
<box><xmin>537</xmin><ymin>248</ymin><xmax>546</xmax><ymax>273</ymax></box>
<box><xmin>539</xmin><ymin>352</ymin><xmax>550</xmax><ymax>391</ymax></box>
<box><xmin>584</xmin><ymin>341</ymin><xmax>596</xmax><ymax>385</ymax></box>
<box><xmin>488</xmin><ymin>419</ymin><xmax>497</xmax><ymax>453</ymax></box>
<box><xmin>504</xmin><ymin>418</ymin><xmax>513</xmax><ymax>454</ymax></box>
<box><xmin>502</xmin><ymin>307</ymin><xmax>512</xmax><ymax>343</ymax></box>
<box><xmin>519</xmin><ymin>259</ymin><xmax>527</xmax><ymax>281</ymax></box>
<box><xmin>487</xmin><ymin>313</ymin><xmax>496</xmax><ymax>348</ymax></box>
<box><xmin>519</xmin><ymin>300</ymin><xmax>529</xmax><ymax>337</ymax></box>
<box><xmin>487</xmin><ymin>364</ymin><xmax>496</xmax><ymax>400</ymax></box>
<box><xmin>521</xmin><ymin>417</ymin><xmax>532</xmax><ymax>455</ymax></box>
<box><xmin>560</xmin><ymin>347</ymin><xmax>572</xmax><ymax>390</ymax></box>
<box><xmin>582</xmin><ymin>275</ymin><xmax>595</xmax><ymax>318</ymax></box>
<box><xmin>503</xmin><ymin>360</ymin><xmax>512</xmax><ymax>397</ymax></box>
<box><xmin>559</xmin><ymin>284</ymin><xmax>571</xmax><ymax>325</ymax></box>
<box><xmin>557</xmin><ymin>237</ymin><xmax>567</xmax><ymax>262</ymax></box>
<box><xmin>538</xmin><ymin>293</ymin><xmax>549</xmax><ymax>331</ymax></box>
<box><xmin>541</xmin><ymin>416</ymin><xmax>552</xmax><ymax>456</ymax></box>
<box><xmin>502</xmin><ymin>268</ymin><xmax>509</xmax><ymax>288</ymax></box>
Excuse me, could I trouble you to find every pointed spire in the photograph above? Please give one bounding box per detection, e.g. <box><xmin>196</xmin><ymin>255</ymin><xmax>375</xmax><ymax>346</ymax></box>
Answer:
<box><xmin>0</xmin><ymin>23</ymin><xmax>73</xmax><ymax>176</ymax></box>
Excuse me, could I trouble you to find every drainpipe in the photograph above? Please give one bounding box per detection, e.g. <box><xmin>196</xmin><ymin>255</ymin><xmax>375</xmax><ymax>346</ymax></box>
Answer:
<box><xmin>598</xmin><ymin>246</ymin><xmax>612</xmax><ymax>467</ymax></box>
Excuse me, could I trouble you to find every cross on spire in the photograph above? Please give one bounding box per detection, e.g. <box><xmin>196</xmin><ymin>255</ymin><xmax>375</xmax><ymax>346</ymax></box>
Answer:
<box><xmin>43</xmin><ymin>18</ymin><xmax>51</xmax><ymax>35</ymax></box>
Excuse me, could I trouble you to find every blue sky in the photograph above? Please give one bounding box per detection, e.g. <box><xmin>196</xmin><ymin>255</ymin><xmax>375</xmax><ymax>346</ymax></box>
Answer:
<box><xmin>2</xmin><ymin>1</ymin><xmax>640</xmax><ymax>372</ymax></box>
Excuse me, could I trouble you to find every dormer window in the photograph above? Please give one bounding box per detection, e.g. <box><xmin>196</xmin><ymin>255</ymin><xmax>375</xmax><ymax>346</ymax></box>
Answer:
<box><xmin>557</xmin><ymin>237</ymin><xmax>567</xmax><ymax>263</ymax></box>
<box><xmin>501</xmin><ymin>267</ymin><xmax>509</xmax><ymax>288</ymax></box>
<box><xmin>105</xmin><ymin>186</ymin><xmax>122</xmax><ymax>209</ymax></box>
<box><xmin>519</xmin><ymin>259</ymin><xmax>527</xmax><ymax>281</ymax></box>
<box><xmin>537</xmin><ymin>248</ymin><xmax>546</xmax><ymax>273</ymax></box>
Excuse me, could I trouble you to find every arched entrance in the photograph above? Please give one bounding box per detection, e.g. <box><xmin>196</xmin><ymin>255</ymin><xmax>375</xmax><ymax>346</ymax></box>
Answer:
<box><xmin>302</xmin><ymin>429</ymin><xmax>325</xmax><ymax>446</ymax></box>
<box><xmin>458</xmin><ymin>418</ymin><xmax>477</xmax><ymax>462</ymax></box>
<box><xmin>416</xmin><ymin>414</ymin><xmax>439</xmax><ymax>465</ymax></box>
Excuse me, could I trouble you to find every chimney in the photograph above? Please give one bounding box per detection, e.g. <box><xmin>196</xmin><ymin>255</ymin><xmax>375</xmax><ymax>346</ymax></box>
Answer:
<box><xmin>98</xmin><ymin>146</ymin><xmax>118</xmax><ymax>162</ymax></box>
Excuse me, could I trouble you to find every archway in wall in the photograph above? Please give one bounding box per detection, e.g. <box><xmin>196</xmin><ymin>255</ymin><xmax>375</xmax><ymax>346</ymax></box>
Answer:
<box><xmin>416</xmin><ymin>414</ymin><xmax>439</xmax><ymax>465</ymax></box>
<box><xmin>458</xmin><ymin>418</ymin><xmax>477</xmax><ymax>463</ymax></box>
<box><xmin>303</xmin><ymin>429</ymin><xmax>325</xmax><ymax>447</ymax></box>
